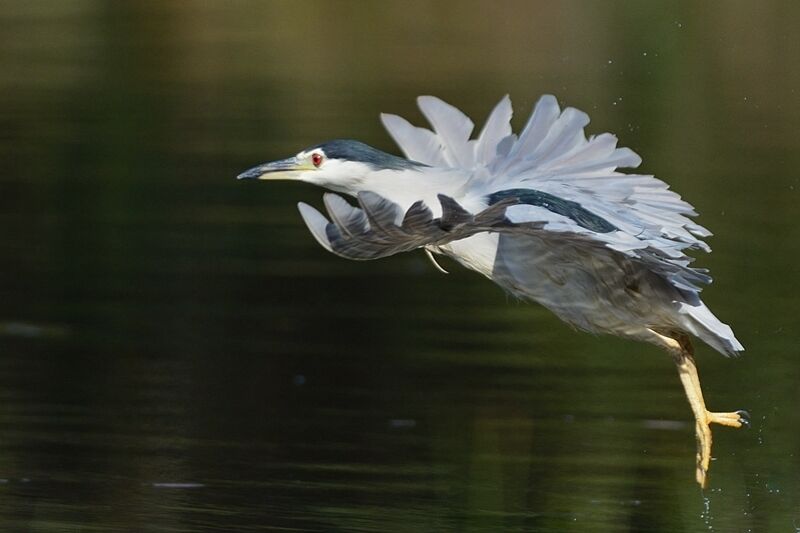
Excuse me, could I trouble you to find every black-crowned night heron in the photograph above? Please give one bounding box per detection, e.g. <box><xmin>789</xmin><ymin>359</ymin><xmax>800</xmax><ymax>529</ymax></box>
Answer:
<box><xmin>238</xmin><ymin>95</ymin><xmax>747</xmax><ymax>488</ymax></box>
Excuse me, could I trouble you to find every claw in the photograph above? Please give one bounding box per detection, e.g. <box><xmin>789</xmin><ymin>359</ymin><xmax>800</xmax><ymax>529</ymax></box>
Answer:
<box><xmin>736</xmin><ymin>410</ymin><xmax>751</xmax><ymax>428</ymax></box>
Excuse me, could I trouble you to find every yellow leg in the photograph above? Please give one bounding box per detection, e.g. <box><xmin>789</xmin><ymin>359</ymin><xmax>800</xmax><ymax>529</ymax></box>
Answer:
<box><xmin>649</xmin><ymin>330</ymin><xmax>748</xmax><ymax>488</ymax></box>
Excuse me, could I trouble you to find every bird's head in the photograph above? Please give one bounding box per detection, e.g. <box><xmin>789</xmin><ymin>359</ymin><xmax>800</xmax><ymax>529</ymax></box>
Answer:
<box><xmin>237</xmin><ymin>139</ymin><xmax>425</xmax><ymax>194</ymax></box>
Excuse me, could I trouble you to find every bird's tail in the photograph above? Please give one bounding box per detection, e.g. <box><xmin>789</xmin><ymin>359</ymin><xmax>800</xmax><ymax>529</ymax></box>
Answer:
<box><xmin>678</xmin><ymin>301</ymin><xmax>744</xmax><ymax>356</ymax></box>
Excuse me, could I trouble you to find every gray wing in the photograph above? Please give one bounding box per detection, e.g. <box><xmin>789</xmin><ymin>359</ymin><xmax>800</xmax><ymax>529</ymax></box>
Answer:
<box><xmin>298</xmin><ymin>191</ymin><xmax>710</xmax><ymax>294</ymax></box>
<box><xmin>297</xmin><ymin>191</ymin><xmax>526</xmax><ymax>261</ymax></box>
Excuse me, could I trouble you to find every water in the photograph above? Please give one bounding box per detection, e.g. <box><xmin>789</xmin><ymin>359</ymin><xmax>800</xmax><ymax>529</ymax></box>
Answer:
<box><xmin>1</xmin><ymin>2</ymin><xmax>799</xmax><ymax>531</ymax></box>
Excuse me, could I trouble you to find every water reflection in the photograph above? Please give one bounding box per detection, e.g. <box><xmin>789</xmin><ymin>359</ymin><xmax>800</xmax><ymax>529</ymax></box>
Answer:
<box><xmin>1</xmin><ymin>1</ymin><xmax>799</xmax><ymax>531</ymax></box>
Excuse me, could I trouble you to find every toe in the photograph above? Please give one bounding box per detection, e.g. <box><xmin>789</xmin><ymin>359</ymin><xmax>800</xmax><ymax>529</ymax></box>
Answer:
<box><xmin>707</xmin><ymin>410</ymin><xmax>749</xmax><ymax>428</ymax></box>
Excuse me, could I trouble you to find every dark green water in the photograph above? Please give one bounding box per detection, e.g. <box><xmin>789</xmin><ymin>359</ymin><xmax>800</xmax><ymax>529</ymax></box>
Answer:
<box><xmin>1</xmin><ymin>2</ymin><xmax>798</xmax><ymax>531</ymax></box>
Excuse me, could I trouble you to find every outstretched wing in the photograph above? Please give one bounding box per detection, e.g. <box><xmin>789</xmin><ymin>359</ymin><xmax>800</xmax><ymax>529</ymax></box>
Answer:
<box><xmin>380</xmin><ymin>94</ymin><xmax>712</xmax><ymax>263</ymax></box>
<box><xmin>297</xmin><ymin>191</ymin><xmax>709</xmax><ymax>293</ymax></box>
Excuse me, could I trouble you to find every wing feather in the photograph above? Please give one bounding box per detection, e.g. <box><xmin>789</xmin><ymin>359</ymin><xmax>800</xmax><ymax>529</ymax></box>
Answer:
<box><xmin>323</xmin><ymin>192</ymin><xmax>368</xmax><ymax>237</ymax></box>
<box><xmin>525</xmin><ymin>107</ymin><xmax>590</xmax><ymax>167</ymax></box>
<box><xmin>474</xmin><ymin>94</ymin><xmax>513</xmax><ymax>167</ymax></box>
<box><xmin>380</xmin><ymin>113</ymin><xmax>447</xmax><ymax>166</ymax></box>
<box><xmin>494</xmin><ymin>94</ymin><xmax>561</xmax><ymax>173</ymax></box>
<box><xmin>417</xmin><ymin>95</ymin><xmax>475</xmax><ymax>169</ymax></box>
<box><xmin>298</xmin><ymin>202</ymin><xmax>334</xmax><ymax>252</ymax></box>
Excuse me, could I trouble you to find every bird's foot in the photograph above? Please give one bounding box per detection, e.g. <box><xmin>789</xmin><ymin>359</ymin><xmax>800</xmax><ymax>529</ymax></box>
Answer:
<box><xmin>694</xmin><ymin>409</ymin><xmax>749</xmax><ymax>488</ymax></box>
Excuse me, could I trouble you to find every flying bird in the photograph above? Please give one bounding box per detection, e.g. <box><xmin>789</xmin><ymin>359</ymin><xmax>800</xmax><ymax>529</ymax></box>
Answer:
<box><xmin>238</xmin><ymin>94</ymin><xmax>747</xmax><ymax>487</ymax></box>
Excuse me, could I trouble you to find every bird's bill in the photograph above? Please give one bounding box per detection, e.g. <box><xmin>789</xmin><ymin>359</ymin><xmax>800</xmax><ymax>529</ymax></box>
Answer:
<box><xmin>236</xmin><ymin>157</ymin><xmax>314</xmax><ymax>180</ymax></box>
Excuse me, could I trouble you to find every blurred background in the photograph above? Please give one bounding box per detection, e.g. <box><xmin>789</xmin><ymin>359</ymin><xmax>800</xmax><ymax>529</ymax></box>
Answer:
<box><xmin>1</xmin><ymin>1</ymin><xmax>798</xmax><ymax>531</ymax></box>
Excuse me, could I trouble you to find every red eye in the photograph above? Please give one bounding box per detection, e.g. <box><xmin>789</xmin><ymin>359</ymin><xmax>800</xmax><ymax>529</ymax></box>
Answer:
<box><xmin>311</xmin><ymin>153</ymin><xmax>323</xmax><ymax>167</ymax></box>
